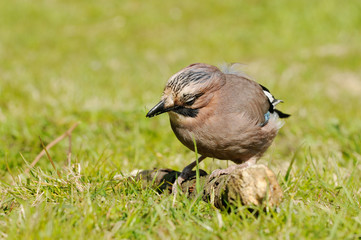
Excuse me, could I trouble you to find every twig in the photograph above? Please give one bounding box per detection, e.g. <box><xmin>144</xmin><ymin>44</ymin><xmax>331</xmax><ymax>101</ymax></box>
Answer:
<box><xmin>24</xmin><ymin>123</ymin><xmax>78</xmax><ymax>174</ymax></box>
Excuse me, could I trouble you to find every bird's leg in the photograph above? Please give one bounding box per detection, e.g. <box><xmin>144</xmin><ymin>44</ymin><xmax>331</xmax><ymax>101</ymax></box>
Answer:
<box><xmin>209</xmin><ymin>157</ymin><xmax>257</xmax><ymax>180</ymax></box>
<box><xmin>172</xmin><ymin>155</ymin><xmax>206</xmax><ymax>194</ymax></box>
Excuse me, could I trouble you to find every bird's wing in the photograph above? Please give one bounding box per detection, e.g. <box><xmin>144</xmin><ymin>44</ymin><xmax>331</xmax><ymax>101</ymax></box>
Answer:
<box><xmin>222</xmin><ymin>74</ymin><xmax>270</xmax><ymax>125</ymax></box>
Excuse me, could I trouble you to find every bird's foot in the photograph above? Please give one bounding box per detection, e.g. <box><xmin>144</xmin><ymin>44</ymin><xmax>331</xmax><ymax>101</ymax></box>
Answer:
<box><xmin>208</xmin><ymin>168</ymin><xmax>229</xmax><ymax>180</ymax></box>
<box><xmin>171</xmin><ymin>171</ymin><xmax>191</xmax><ymax>206</ymax></box>
<box><xmin>171</xmin><ymin>171</ymin><xmax>192</xmax><ymax>195</ymax></box>
<box><xmin>171</xmin><ymin>156</ymin><xmax>207</xmax><ymax>197</ymax></box>
<box><xmin>209</xmin><ymin>162</ymin><xmax>253</xmax><ymax>180</ymax></box>
<box><xmin>171</xmin><ymin>169</ymin><xmax>208</xmax><ymax>195</ymax></box>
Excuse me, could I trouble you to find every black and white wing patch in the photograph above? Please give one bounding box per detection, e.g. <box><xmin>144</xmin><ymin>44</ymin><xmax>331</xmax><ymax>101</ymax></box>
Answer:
<box><xmin>260</xmin><ymin>84</ymin><xmax>290</xmax><ymax>119</ymax></box>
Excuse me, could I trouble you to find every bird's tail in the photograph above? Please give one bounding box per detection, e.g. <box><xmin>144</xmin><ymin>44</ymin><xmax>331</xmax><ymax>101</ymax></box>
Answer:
<box><xmin>274</xmin><ymin>109</ymin><xmax>291</xmax><ymax>118</ymax></box>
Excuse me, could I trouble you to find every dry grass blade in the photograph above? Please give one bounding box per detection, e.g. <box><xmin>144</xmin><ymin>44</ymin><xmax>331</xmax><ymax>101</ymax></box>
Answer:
<box><xmin>39</xmin><ymin>136</ymin><xmax>62</xmax><ymax>179</ymax></box>
<box><xmin>24</xmin><ymin>123</ymin><xmax>78</xmax><ymax>174</ymax></box>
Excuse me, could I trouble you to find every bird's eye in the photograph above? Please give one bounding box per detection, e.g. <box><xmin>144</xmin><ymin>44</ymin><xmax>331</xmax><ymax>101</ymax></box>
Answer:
<box><xmin>185</xmin><ymin>97</ymin><xmax>196</xmax><ymax>106</ymax></box>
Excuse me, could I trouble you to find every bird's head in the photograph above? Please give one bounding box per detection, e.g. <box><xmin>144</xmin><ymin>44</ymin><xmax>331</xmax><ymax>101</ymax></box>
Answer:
<box><xmin>146</xmin><ymin>63</ymin><xmax>225</xmax><ymax>119</ymax></box>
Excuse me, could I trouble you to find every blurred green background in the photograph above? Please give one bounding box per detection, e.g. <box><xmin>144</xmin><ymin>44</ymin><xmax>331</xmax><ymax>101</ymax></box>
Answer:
<box><xmin>0</xmin><ymin>0</ymin><xmax>360</xmax><ymax>177</ymax></box>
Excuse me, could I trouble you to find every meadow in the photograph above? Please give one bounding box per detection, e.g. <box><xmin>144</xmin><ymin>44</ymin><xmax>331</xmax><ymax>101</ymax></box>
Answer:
<box><xmin>1</xmin><ymin>0</ymin><xmax>361</xmax><ymax>239</ymax></box>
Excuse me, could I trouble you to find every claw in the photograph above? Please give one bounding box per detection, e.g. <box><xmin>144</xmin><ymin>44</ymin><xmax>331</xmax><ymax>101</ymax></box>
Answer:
<box><xmin>209</xmin><ymin>162</ymin><xmax>254</xmax><ymax>181</ymax></box>
<box><xmin>209</xmin><ymin>169</ymin><xmax>228</xmax><ymax>180</ymax></box>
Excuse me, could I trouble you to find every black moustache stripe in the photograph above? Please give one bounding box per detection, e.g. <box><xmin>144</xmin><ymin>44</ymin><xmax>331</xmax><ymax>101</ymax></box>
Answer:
<box><xmin>172</xmin><ymin>107</ymin><xmax>199</xmax><ymax>118</ymax></box>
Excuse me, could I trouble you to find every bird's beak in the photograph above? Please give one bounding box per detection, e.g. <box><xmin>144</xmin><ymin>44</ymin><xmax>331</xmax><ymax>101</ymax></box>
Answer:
<box><xmin>146</xmin><ymin>100</ymin><xmax>173</xmax><ymax>118</ymax></box>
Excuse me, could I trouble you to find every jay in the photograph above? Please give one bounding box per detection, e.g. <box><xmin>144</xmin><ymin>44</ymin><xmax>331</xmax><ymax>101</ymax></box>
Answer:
<box><xmin>146</xmin><ymin>63</ymin><xmax>290</xmax><ymax>188</ymax></box>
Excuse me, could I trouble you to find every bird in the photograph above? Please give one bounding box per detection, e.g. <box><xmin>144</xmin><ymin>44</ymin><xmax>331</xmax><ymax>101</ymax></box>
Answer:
<box><xmin>146</xmin><ymin>63</ymin><xmax>290</xmax><ymax>189</ymax></box>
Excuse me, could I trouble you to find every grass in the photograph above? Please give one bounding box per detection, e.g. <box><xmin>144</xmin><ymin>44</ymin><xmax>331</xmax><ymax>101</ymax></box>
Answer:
<box><xmin>1</xmin><ymin>0</ymin><xmax>361</xmax><ymax>239</ymax></box>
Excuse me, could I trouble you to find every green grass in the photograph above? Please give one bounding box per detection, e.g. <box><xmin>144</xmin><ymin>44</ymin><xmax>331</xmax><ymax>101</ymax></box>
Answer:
<box><xmin>1</xmin><ymin>0</ymin><xmax>361</xmax><ymax>239</ymax></box>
